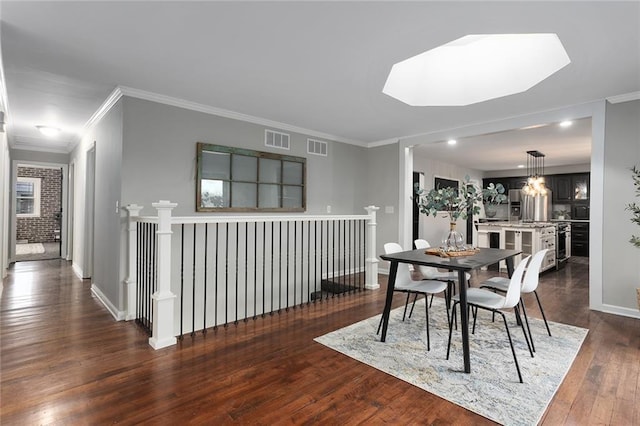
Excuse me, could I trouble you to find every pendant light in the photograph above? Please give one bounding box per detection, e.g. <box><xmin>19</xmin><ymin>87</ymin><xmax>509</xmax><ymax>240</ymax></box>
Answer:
<box><xmin>522</xmin><ymin>150</ymin><xmax>547</xmax><ymax>195</ymax></box>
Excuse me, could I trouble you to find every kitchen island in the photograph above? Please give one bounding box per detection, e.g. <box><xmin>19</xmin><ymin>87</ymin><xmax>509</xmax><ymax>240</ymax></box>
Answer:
<box><xmin>477</xmin><ymin>221</ymin><xmax>557</xmax><ymax>272</ymax></box>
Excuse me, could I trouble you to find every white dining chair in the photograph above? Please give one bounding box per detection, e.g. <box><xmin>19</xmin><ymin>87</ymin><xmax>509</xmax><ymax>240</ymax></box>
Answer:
<box><xmin>377</xmin><ymin>242</ymin><xmax>449</xmax><ymax>351</ymax></box>
<box><xmin>413</xmin><ymin>238</ymin><xmax>471</xmax><ymax>328</ymax></box>
<box><xmin>446</xmin><ymin>255</ymin><xmax>533</xmax><ymax>383</ymax></box>
<box><xmin>479</xmin><ymin>248</ymin><xmax>551</xmax><ymax>352</ymax></box>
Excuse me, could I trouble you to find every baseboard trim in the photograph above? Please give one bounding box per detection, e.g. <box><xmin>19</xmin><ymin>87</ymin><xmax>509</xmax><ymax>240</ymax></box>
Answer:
<box><xmin>597</xmin><ymin>303</ymin><xmax>640</xmax><ymax>319</ymax></box>
<box><xmin>91</xmin><ymin>284</ymin><xmax>125</xmax><ymax>321</ymax></box>
<box><xmin>71</xmin><ymin>263</ymin><xmax>83</xmax><ymax>279</ymax></box>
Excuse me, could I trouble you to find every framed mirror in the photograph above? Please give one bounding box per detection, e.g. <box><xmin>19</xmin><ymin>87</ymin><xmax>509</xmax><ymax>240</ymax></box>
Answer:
<box><xmin>196</xmin><ymin>142</ymin><xmax>306</xmax><ymax>212</ymax></box>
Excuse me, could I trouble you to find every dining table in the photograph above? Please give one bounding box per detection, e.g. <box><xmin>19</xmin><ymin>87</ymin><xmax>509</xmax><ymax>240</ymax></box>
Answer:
<box><xmin>379</xmin><ymin>247</ymin><xmax>521</xmax><ymax>374</ymax></box>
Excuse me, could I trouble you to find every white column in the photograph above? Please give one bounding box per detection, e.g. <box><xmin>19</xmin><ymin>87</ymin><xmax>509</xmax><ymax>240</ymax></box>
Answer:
<box><xmin>149</xmin><ymin>200</ymin><xmax>178</xmax><ymax>350</ymax></box>
<box><xmin>123</xmin><ymin>204</ymin><xmax>143</xmax><ymax>321</ymax></box>
<box><xmin>364</xmin><ymin>205</ymin><xmax>380</xmax><ymax>290</ymax></box>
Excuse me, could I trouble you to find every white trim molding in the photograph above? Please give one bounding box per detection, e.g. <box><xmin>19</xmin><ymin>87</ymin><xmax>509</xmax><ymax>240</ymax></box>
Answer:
<box><xmin>606</xmin><ymin>91</ymin><xmax>640</xmax><ymax>104</ymax></box>
<box><xmin>91</xmin><ymin>283</ymin><xmax>125</xmax><ymax>321</ymax></box>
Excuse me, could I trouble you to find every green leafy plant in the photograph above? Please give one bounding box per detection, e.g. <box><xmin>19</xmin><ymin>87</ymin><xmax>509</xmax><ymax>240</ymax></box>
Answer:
<box><xmin>626</xmin><ymin>165</ymin><xmax>640</xmax><ymax>248</ymax></box>
<box><xmin>414</xmin><ymin>175</ymin><xmax>482</xmax><ymax>222</ymax></box>
<box><xmin>482</xmin><ymin>182</ymin><xmax>507</xmax><ymax>206</ymax></box>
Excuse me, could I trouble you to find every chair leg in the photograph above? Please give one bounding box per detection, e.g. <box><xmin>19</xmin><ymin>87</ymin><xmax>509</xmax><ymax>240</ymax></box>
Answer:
<box><xmin>443</xmin><ymin>289</ymin><xmax>451</xmax><ymax>329</ymax></box>
<box><xmin>429</xmin><ymin>294</ymin><xmax>434</xmax><ymax>308</ymax></box>
<box><xmin>519</xmin><ymin>299</ymin><xmax>535</xmax><ymax>353</ymax></box>
<box><xmin>402</xmin><ymin>293</ymin><xmax>413</xmax><ymax>321</ymax></box>
<box><xmin>498</xmin><ymin>310</ymin><xmax>524</xmax><ymax>384</ymax></box>
<box><xmin>533</xmin><ymin>290</ymin><xmax>552</xmax><ymax>336</ymax></box>
<box><xmin>472</xmin><ymin>305</ymin><xmax>478</xmax><ymax>334</ymax></box>
<box><xmin>446</xmin><ymin>302</ymin><xmax>458</xmax><ymax>360</ymax></box>
<box><xmin>446</xmin><ymin>281</ymin><xmax>458</xmax><ymax>330</ymax></box>
<box><xmin>514</xmin><ymin>305</ymin><xmax>534</xmax><ymax>358</ymax></box>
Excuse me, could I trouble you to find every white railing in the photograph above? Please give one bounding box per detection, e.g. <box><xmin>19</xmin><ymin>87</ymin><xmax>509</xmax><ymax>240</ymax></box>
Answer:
<box><xmin>124</xmin><ymin>201</ymin><xmax>380</xmax><ymax>349</ymax></box>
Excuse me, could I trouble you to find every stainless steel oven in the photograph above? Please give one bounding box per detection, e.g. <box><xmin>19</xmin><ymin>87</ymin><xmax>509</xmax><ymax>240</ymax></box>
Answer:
<box><xmin>556</xmin><ymin>222</ymin><xmax>570</xmax><ymax>268</ymax></box>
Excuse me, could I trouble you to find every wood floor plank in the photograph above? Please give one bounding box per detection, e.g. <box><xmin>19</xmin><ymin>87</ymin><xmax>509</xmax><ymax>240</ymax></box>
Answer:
<box><xmin>1</xmin><ymin>257</ymin><xmax>638</xmax><ymax>424</ymax></box>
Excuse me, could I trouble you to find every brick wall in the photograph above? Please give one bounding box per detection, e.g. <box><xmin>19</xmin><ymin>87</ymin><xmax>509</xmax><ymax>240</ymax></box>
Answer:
<box><xmin>16</xmin><ymin>166</ymin><xmax>62</xmax><ymax>243</ymax></box>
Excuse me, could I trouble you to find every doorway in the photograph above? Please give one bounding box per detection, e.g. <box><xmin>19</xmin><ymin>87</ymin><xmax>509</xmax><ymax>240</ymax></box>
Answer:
<box><xmin>14</xmin><ymin>164</ymin><xmax>64</xmax><ymax>262</ymax></box>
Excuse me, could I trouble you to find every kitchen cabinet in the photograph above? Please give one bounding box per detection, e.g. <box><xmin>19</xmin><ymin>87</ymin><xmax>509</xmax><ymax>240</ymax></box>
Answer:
<box><xmin>553</xmin><ymin>175</ymin><xmax>573</xmax><ymax>202</ymax></box>
<box><xmin>477</xmin><ymin>223</ymin><xmax>556</xmax><ymax>272</ymax></box>
<box><xmin>571</xmin><ymin>222</ymin><xmax>589</xmax><ymax>256</ymax></box>
<box><xmin>552</xmin><ymin>173</ymin><xmax>590</xmax><ymax>203</ymax></box>
<box><xmin>573</xmin><ymin>174</ymin><xmax>589</xmax><ymax>201</ymax></box>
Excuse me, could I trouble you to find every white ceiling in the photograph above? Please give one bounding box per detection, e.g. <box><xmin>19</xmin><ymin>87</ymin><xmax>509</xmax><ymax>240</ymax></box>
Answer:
<box><xmin>1</xmin><ymin>1</ymin><xmax>639</xmax><ymax>168</ymax></box>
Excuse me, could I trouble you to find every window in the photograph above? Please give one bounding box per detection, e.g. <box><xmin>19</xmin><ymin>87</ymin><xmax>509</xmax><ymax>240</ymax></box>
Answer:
<box><xmin>16</xmin><ymin>177</ymin><xmax>41</xmax><ymax>217</ymax></box>
<box><xmin>196</xmin><ymin>143</ymin><xmax>306</xmax><ymax>212</ymax></box>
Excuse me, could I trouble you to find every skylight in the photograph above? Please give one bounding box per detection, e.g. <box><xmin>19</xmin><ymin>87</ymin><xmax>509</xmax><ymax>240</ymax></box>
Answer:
<box><xmin>382</xmin><ymin>34</ymin><xmax>571</xmax><ymax>106</ymax></box>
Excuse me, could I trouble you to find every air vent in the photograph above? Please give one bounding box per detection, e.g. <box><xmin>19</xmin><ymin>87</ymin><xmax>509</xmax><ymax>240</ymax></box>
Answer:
<box><xmin>307</xmin><ymin>139</ymin><xmax>328</xmax><ymax>156</ymax></box>
<box><xmin>265</xmin><ymin>129</ymin><xmax>290</xmax><ymax>150</ymax></box>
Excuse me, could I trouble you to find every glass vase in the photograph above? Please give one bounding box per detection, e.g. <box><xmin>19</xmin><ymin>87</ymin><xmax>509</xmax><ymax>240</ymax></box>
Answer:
<box><xmin>442</xmin><ymin>222</ymin><xmax>466</xmax><ymax>251</ymax></box>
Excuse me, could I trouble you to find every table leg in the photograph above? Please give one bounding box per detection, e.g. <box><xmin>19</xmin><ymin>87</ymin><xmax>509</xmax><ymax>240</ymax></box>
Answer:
<box><xmin>458</xmin><ymin>269</ymin><xmax>471</xmax><ymax>373</ymax></box>
<box><xmin>380</xmin><ymin>261</ymin><xmax>398</xmax><ymax>342</ymax></box>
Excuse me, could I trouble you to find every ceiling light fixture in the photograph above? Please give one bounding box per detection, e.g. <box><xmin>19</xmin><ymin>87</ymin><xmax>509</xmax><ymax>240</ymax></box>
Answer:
<box><xmin>559</xmin><ymin>120</ymin><xmax>573</xmax><ymax>128</ymax></box>
<box><xmin>517</xmin><ymin>164</ymin><xmax>525</xmax><ymax>168</ymax></box>
<box><xmin>447</xmin><ymin>139</ymin><xmax>457</xmax><ymax>145</ymax></box>
<box><xmin>36</xmin><ymin>125</ymin><xmax>61</xmax><ymax>137</ymax></box>
<box><xmin>522</xmin><ymin>150</ymin><xmax>547</xmax><ymax>196</ymax></box>
<box><xmin>382</xmin><ymin>33</ymin><xmax>571</xmax><ymax>106</ymax></box>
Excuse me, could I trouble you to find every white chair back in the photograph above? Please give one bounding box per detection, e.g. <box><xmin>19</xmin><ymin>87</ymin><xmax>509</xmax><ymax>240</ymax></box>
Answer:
<box><xmin>521</xmin><ymin>249</ymin><xmax>548</xmax><ymax>294</ymax></box>
<box><xmin>413</xmin><ymin>239</ymin><xmax>440</xmax><ymax>278</ymax></box>
<box><xmin>384</xmin><ymin>242</ymin><xmax>413</xmax><ymax>285</ymax></box>
<box><xmin>503</xmin><ymin>255</ymin><xmax>531</xmax><ymax>309</ymax></box>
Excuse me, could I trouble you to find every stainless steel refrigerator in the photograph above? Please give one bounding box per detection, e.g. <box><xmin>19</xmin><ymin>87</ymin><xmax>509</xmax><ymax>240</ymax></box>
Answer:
<box><xmin>522</xmin><ymin>190</ymin><xmax>552</xmax><ymax>222</ymax></box>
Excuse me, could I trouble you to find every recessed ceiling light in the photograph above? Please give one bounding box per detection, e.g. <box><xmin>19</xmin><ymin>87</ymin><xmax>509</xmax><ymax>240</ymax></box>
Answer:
<box><xmin>517</xmin><ymin>164</ymin><xmax>525</xmax><ymax>168</ymax></box>
<box><xmin>382</xmin><ymin>33</ymin><xmax>571</xmax><ymax>106</ymax></box>
<box><xmin>559</xmin><ymin>120</ymin><xmax>573</xmax><ymax>128</ymax></box>
<box><xmin>36</xmin><ymin>125</ymin><xmax>61</xmax><ymax>137</ymax></box>
<box><xmin>447</xmin><ymin>139</ymin><xmax>457</xmax><ymax>145</ymax></box>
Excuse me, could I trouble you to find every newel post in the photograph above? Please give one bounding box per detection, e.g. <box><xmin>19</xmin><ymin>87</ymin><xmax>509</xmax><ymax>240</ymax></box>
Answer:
<box><xmin>364</xmin><ymin>205</ymin><xmax>380</xmax><ymax>290</ymax></box>
<box><xmin>149</xmin><ymin>200</ymin><xmax>178</xmax><ymax>350</ymax></box>
<box><xmin>123</xmin><ymin>204</ymin><xmax>143</xmax><ymax>321</ymax></box>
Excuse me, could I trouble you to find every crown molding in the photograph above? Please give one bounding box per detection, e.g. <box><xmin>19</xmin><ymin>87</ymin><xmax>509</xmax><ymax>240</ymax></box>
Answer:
<box><xmin>367</xmin><ymin>137</ymin><xmax>399</xmax><ymax>148</ymax></box>
<box><xmin>606</xmin><ymin>91</ymin><xmax>640</xmax><ymax>104</ymax></box>
<box><xmin>117</xmin><ymin>85</ymin><xmax>368</xmax><ymax>148</ymax></box>
<box><xmin>67</xmin><ymin>86</ymin><xmax>125</xmax><ymax>153</ymax></box>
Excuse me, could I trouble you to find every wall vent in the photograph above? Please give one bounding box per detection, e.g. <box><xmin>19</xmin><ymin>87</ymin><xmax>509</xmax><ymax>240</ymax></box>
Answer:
<box><xmin>265</xmin><ymin>129</ymin><xmax>290</xmax><ymax>150</ymax></box>
<box><xmin>307</xmin><ymin>138</ymin><xmax>328</xmax><ymax>156</ymax></box>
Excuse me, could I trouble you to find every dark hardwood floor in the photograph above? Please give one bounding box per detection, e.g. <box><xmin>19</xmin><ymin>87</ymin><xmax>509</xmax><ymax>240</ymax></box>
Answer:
<box><xmin>1</xmin><ymin>258</ymin><xmax>638</xmax><ymax>424</ymax></box>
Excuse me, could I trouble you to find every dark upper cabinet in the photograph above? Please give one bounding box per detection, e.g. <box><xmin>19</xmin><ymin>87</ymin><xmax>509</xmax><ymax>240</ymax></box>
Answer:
<box><xmin>573</xmin><ymin>173</ymin><xmax>589</xmax><ymax>201</ymax></box>
<box><xmin>553</xmin><ymin>175</ymin><xmax>573</xmax><ymax>202</ymax></box>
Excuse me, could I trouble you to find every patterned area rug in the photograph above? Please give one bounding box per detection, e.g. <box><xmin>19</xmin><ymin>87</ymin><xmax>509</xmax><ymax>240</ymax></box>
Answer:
<box><xmin>315</xmin><ymin>297</ymin><xmax>588</xmax><ymax>425</ymax></box>
<box><xmin>15</xmin><ymin>243</ymin><xmax>45</xmax><ymax>255</ymax></box>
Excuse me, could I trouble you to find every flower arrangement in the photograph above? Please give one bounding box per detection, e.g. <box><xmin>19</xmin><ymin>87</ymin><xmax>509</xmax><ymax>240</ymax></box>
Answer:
<box><xmin>413</xmin><ymin>175</ymin><xmax>482</xmax><ymax>222</ymax></box>
<box><xmin>483</xmin><ymin>183</ymin><xmax>507</xmax><ymax>206</ymax></box>
<box><xmin>414</xmin><ymin>177</ymin><xmax>507</xmax><ymax>222</ymax></box>
<box><xmin>414</xmin><ymin>177</ymin><xmax>510</xmax><ymax>251</ymax></box>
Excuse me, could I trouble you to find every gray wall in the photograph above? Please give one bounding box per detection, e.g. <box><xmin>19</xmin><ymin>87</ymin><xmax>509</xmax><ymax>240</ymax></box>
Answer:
<box><xmin>365</xmin><ymin>143</ymin><xmax>399</xmax><ymax>271</ymax></box>
<box><xmin>121</xmin><ymin>97</ymin><xmax>368</xmax><ymax>215</ymax></box>
<box><xmin>602</xmin><ymin>99</ymin><xmax>640</xmax><ymax>310</ymax></box>
<box><xmin>70</xmin><ymin>99</ymin><xmax>123</xmax><ymax>311</ymax></box>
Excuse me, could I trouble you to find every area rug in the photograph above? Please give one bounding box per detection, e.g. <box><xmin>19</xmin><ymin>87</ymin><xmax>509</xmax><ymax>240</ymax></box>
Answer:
<box><xmin>15</xmin><ymin>243</ymin><xmax>45</xmax><ymax>255</ymax></box>
<box><xmin>314</xmin><ymin>297</ymin><xmax>588</xmax><ymax>425</ymax></box>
